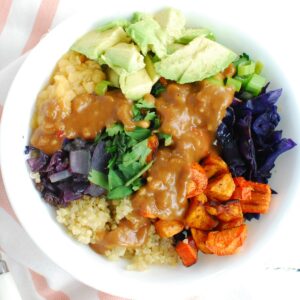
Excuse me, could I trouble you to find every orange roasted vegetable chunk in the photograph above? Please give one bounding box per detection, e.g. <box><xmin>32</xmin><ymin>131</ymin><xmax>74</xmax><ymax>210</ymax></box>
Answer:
<box><xmin>205</xmin><ymin>200</ymin><xmax>243</xmax><ymax>222</ymax></box>
<box><xmin>206</xmin><ymin>224</ymin><xmax>247</xmax><ymax>256</ymax></box>
<box><xmin>191</xmin><ymin>228</ymin><xmax>212</xmax><ymax>254</ymax></box>
<box><xmin>217</xmin><ymin>218</ymin><xmax>244</xmax><ymax>230</ymax></box>
<box><xmin>187</xmin><ymin>163</ymin><xmax>208</xmax><ymax>198</ymax></box>
<box><xmin>231</xmin><ymin>177</ymin><xmax>252</xmax><ymax>201</ymax></box>
<box><xmin>146</xmin><ymin>135</ymin><xmax>159</xmax><ymax>163</ymax></box>
<box><xmin>176</xmin><ymin>239</ymin><xmax>198</xmax><ymax>267</ymax></box>
<box><xmin>201</xmin><ymin>153</ymin><xmax>229</xmax><ymax>179</ymax></box>
<box><xmin>185</xmin><ymin>198</ymin><xmax>218</xmax><ymax>230</ymax></box>
<box><xmin>205</xmin><ymin>173</ymin><xmax>235</xmax><ymax>201</ymax></box>
<box><xmin>192</xmin><ymin>193</ymin><xmax>208</xmax><ymax>204</ymax></box>
<box><xmin>155</xmin><ymin>220</ymin><xmax>184</xmax><ymax>238</ymax></box>
<box><xmin>232</xmin><ymin>177</ymin><xmax>271</xmax><ymax>213</ymax></box>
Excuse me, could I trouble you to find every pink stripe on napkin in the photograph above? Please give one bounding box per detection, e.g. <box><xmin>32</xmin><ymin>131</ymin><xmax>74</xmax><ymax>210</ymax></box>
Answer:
<box><xmin>98</xmin><ymin>291</ymin><xmax>129</xmax><ymax>300</ymax></box>
<box><xmin>22</xmin><ymin>0</ymin><xmax>60</xmax><ymax>53</ymax></box>
<box><xmin>0</xmin><ymin>0</ymin><xmax>13</xmax><ymax>33</ymax></box>
<box><xmin>30</xmin><ymin>269</ymin><xmax>70</xmax><ymax>300</ymax></box>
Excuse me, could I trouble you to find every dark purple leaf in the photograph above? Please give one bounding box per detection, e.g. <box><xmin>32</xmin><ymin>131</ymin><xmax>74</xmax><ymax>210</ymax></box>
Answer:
<box><xmin>91</xmin><ymin>141</ymin><xmax>110</xmax><ymax>172</ymax></box>
<box><xmin>46</xmin><ymin>150</ymin><xmax>68</xmax><ymax>173</ymax></box>
<box><xmin>70</xmin><ymin>150</ymin><xmax>91</xmax><ymax>175</ymax></box>
<box><xmin>27</xmin><ymin>152</ymin><xmax>49</xmax><ymax>172</ymax></box>
<box><xmin>49</xmin><ymin>170</ymin><xmax>72</xmax><ymax>183</ymax></box>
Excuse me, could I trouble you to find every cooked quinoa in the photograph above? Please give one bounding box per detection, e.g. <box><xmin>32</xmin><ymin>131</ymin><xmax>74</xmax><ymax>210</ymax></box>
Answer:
<box><xmin>56</xmin><ymin>196</ymin><xmax>178</xmax><ymax>269</ymax></box>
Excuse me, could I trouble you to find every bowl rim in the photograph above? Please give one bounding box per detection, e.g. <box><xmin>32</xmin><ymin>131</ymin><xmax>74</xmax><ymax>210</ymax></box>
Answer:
<box><xmin>1</xmin><ymin>1</ymin><xmax>300</xmax><ymax>298</ymax></box>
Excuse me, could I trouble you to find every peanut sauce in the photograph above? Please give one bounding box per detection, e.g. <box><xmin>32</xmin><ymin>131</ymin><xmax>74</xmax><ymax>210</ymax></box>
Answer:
<box><xmin>30</xmin><ymin>91</ymin><xmax>134</xmax><ymax>154</ymax></box>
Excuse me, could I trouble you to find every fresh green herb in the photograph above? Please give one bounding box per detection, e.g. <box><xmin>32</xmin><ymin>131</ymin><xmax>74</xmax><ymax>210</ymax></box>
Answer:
<box><xmin>125</xmin><ymin>127</ymin><xmax>151</xmax><ymax>140</ymax></box>
<box><xmin>158</xmin><ymin>133</ymin><xmax>173</xmax><ymax>146</ymax></box>
<box><xmin>88</xmin><ymin>170</ymin><xmax>108</xmax><ymax>189</ymax></box>
<box><xmin>118</xmin><ymin>161</ymin><xmax>143</xmax><ymax>179</ymax></box>
<box><xmin>107</xmin><ymin>186</ymin><xmax>133</xmax><ymax>199</ymax></box>
<box><xmin>108</xmin><ymin>169</ymin><xmax>124</xmax><ymax>190</ymax></box>
<box><xmin>125</xmin><ymin>161</ymin><xmax>153</xmax><ymax>187</ymax></box>
<box><xmin>122</xmin><ymin>139</ymin><xmax>151</xmax><ymax>166</ymax></box>
<box><xmin>135</xmin><ymin>98</ymin><xmax>155</xmax><ymax>109</ymax></box>
<box><xmin>144</xmin><ymin>111</ymin><xmax>156</xmax><ymax>121</ymax></box>
<box><xmin>106</xmin><ymin>123</ymin><xmax>123</xmax><ymax>136</ymax></box>
<box><xmin>95</xmin><ymin>80</ymin><xmax>111</xmax><ymax>95</ymax></box>
<box><xmin>151</xmin><ymin>81</ymin><xmax>166</xmax><ymax>97</ymax></box>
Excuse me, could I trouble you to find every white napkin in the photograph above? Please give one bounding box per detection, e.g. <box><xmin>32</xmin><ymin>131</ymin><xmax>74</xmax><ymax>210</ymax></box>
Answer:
<box><xmin>1</xmin><ymin>1</ymin><xmax>300</xmax><ymax>299</ymax></box>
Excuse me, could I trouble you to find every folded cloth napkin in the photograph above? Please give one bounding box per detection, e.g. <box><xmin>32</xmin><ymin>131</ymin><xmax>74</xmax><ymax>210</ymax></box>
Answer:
<box><xmin>1</xmin><ymin>1</ymin><xmax>300</xmax><ymax>299</ymax></box>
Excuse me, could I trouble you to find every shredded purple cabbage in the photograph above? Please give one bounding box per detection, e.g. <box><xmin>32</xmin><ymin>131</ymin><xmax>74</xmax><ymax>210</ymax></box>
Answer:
<box><xmin>217</xmin><ymin>88</ymin><xmax>296</xmax><ymax>183</ymax></box>
<box><xmin>26</xmin><ymin>138</ymin><xmax>108</xmax><ymax>207</ymax></box>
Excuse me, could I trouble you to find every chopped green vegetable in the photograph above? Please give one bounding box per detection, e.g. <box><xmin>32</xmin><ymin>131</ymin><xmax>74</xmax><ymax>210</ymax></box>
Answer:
<box><xmin>125</xmin><ymin>127</ymin><xmax>151</xmax><ymax>140</ymax></box>
<box><xmin>95</xmin><ymin>81</ymin><xmax>111</xmax><ymax>95</ymax></box>
<box><xmin>226</xmin><ymin>77</ymin><xmax>242</xmax><ymax>92</ymax></box>
<box><xmin>108</xmin><ymin>169</ymin><xmax>124</xmax><ymax>190</ymax></box>
<box><xmin>255</xmin><ymin>61</ymin><xmax>264</xmax><ymax>74</ymax></box>
<box><xmin>206</xmin><ymin>76</ymin><xmax>224</xmax><ymax>87</ymax></box>
<box><xmin>125</xmin><ymin>161</ymin><xmax>153</xmax><ymax>187</ymax></box>
<box><xmin>158</xmin><ymin>133</ymin><xmax>173</xmax><ymax>146</ymax></box>
<box><xmin>234</xmin><ymin>75</ymin><xmax>251</xmax><ymax>89</ymax></box>
<box><xmin>88</xmin><ymin>170</ymin><xmax>108</xmax><ymax>189</ymax></box>
<box><xmin>106</xmin><ymin>123</ymin><xmax>123</xmax><ymax>136</ymax></box>
<box><xmin>135</xmin><ymin>98</ymin><xmax>155</xmax><ymax>109</ymax></box>
<box><xmin>107</xmin><ymin>186</ymin><xmax>133</xmax><ymax>199</ymax></box>
<box><xmin>144</xmin><ymin>111</ymin><xmax>156</xmax><ymax>121</ymax></box>
<box><xmin>233</xmin><ymin>53</ymin><xmax>250</xmax><ymax>68</ymax></box>
<box><xmin>245</xmin><ymin>74</ymin><xmax>267</xmax><ymax>96</ymax></box>
<box><xmin>237</xmin><ymin>61</ymin><xmax>256</xmax><ymax>76</ymax></box>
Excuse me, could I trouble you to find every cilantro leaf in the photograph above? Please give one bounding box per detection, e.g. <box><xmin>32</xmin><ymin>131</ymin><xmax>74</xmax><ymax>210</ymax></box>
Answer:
<box><xmin>151</xmin><ymin>82</ymin><xmax>166</xmax><ymax>97</ymax></box>
<box><xmin>107</xmin><ymin>186</ymin><xmax>133</xmax><ymax>199</ymax></box>
<box><xmin>106</xmin><ymin>123</ymin><xmax>124</xmax><ymax>136</ymax></box>
<box><xmin>144</xmin><ymin>111</ymin><xmax>156</xmax><ymax>121</ymax></box>
<box><xmin>125</xmin><ymin>127</ymin><xmax>151</xmax><ymax>141</ymax></box>
<box><xmin>88</xmin><ymin>169</ymin><xmax>108</xmax><ymax>190</ymax></box>
<box><xmin>122</xmin><ymin>139</ymin><xmax>151</xmax><ymax>166</ymax></box>
<box><xmin>135</xmin><ymin>99</ymin><xmax>155</xmax><ymax>109</ymax></box>
<box><xmin>125</xmin><ymin>161</ymin><xmax>153</xmax><ymax>187</ymax></box>
<box><xmin>118</xmin><ymin>161</ymin><xmax>142</xmax><ymax>179</ymax></box>
<box><xmin>108</xmin><ymin>169</ymin><xmax>124</xmax><ymax>190</ymax></box>
<box><xmin>158</xmin><ymin>133</ymin><xmax>173</xmax><ymax>146</ymax></box>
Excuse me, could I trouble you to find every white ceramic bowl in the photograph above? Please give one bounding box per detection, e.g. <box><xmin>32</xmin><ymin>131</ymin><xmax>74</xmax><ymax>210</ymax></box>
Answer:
<box><xmin>1</xmin><ymin>1</ymin><xmax>300</xmax><ymax>298</ymax></box>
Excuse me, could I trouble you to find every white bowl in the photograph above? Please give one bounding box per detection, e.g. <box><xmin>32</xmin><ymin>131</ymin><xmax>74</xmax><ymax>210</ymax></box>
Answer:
<box><xmin>1</xmin><ymin>1</ymin><xmax>300</xmax><ymax>298</ymax></box>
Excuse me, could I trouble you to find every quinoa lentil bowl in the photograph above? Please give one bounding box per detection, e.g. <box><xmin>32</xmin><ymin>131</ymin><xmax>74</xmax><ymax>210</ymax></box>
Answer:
<box><xmin>1</xmin><ymin>2</ymin><xmax>299</xmax><ymax>298</ymax></box>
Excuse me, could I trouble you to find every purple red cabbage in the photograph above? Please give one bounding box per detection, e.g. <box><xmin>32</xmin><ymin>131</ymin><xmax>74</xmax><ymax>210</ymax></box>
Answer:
<box><xmin>26</xmin><ymin>138</ymin><xmax>108</xmax><ymax>207</ymax></box>
<box><xmin>217</xmin><ymin>88</ymin><xmax>296</xmax><ymax>221</ymax></box>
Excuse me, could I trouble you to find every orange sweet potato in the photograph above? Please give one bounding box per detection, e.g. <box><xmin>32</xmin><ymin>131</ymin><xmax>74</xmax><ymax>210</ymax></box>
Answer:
<box><xmin>201</xmin><ymin>153</ymin><xmax>229</xmax><ymax>179</ymax></box>
<box><xmin>205</xmin><ymin>200</ymin><xmax>243</xmax><ymax>222</ymax></box>
<box><xmin>205</xmin><ymin>173</ymin><xmax>235</xmax><ymax>201</ymax></box>
<box><xmin>192</xmin><ymin>193</ymin><xmax>208</xmax><ymax>204</ymax></box>
<box><xmin>217</xmin><ymin>217</ymin><xmax>244</xmax><ymax>231</ymax></box>
<box><xmin>232</xmin><ymin>177</ymin><xmax>271</xmax><ymax>213</ymax></box>
<box><xmin>206</xmin><ymin>224</ymin><xmax>247</xmax><ymax>256</ymax></box>
<box><xmin>154</xmin><ymin>220</ymin><xmax>184</xmax><ymax>238</ymax></box>
<box><xmin>191</xmin><ymin>228</ymin><xmax>212</xmax><ymax>254</ymax></box>
<box><xmin>176</xmin><ymin>239</ymin><xmax>198</xmax><ymax>267</ymax></box>
<box><xmin>185</xmin><ymin>198</ymin><xmax>218</xmax><ymax>230</ymax></box>
<box><xmin>186</xmin><ymin>163</ymin><xmax>208</xmax><ymax>198</ymax></box>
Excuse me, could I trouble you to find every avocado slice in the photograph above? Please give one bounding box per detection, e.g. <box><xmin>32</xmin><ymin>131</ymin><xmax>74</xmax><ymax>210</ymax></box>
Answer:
<box><xmin>107</xmin><ymin>68</ymin><xmax>120</xmax><ymax>88</ymax></box>
<box><xmin>155</xmin><ymin>36</ymin><xmax>237</xmax><ymax>84</ymax></box>
<box><xmin>154</xmin><ymin>8</ymin><xmax>186</xmax><ymax>40</ymax></box>
<box><xmin>167</xmin><ymin>43</ymin><xmax>184</xmax><ymax>54</ymax></box>
<box><xmin>101</xmin><ymin>43</ymin><xmax>145</xmax><ymax>74</ymax></box>
<box><xmin>176</xmin><ymin>28</ymin><xmax>215</xmax><ymax>44</ymax></box>
<box><xmin>71</xmin><ymin>27</ymin><xmax>130</xmax><ymax>60</ymax></box>
<box><xmin>120</xmin><ymin>69</ymin><xmax>153</xmax><ymax>100</ymax></box>
<box><xmin>126</xmin><ymin>18</ymin><xmax>167</xmax><ymax>59</ymax></box>
<box><xmin>145</xmin><ymin>54</ymin><xmax>159</xmax><ymax>82</ymax></box>
<box><xmin>97</xmin><ymin>20</ymin><xmax>130</xmax><ymax>32</ymax></box>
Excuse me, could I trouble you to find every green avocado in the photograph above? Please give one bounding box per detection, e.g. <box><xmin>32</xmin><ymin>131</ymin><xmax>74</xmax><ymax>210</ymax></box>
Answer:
<box><xmin>101</xmin><ymin>43</ymin><xmax>145</xmax><ymax>74</ymax></box>
<box><xmin>120</xmin><ymin>69</ymin><xmax>153</xmax><ymax>100</ymax></box>
<box><xmin>155</xmin><ymin>36</ymin><xmax>237</xmax><ymax>84</ymax></box>
<box><xmin>107</xmin><ymin>68</ymin><xmax>120</xmax><ymax>88</ymax></box>
<box><xmin>145</xmin><ymin>54</ymin><xmax>159</xmax><ymax>82</ymax></box>
<box><xmin>176</xmin><ymin>28</ymin><xmax>215</xmax><ymax>44</ymax></box>
<box><xmin>71</xmin><ymin>27</ymin><xmax>130</xmax><ymax>60</ymax></box>
<box><xmin>126</xmin><ymin>17</ymin><xmax>167</xmax><ymax>58</ymax></box>
<box><xmin>97</xmin><ymin>20</ymin><xmax>130</xmax><ymax>32</ymax></box>
<box><xmin>154</xmin><ymin>8</ymin><xmax>186</xmax><ymax>40</ymax></box>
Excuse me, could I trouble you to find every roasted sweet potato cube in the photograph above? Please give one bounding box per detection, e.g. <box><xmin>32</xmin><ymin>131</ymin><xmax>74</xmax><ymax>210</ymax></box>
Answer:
<box><xmin>176</xmin><ymin>239</ymin><xmax>198</xmax><ymax>267</ymax></box>
<box><xmin>202</xmin><ymin>153</ymin><xmax>229</xmax><ymax>179</ymax></box>
<box><xmin>191</xmin><ymin>228</ymin><xmax>212</xmax><ymax>254</ymax></box>
<box><xmin>187</xmin><ymin>163</ymin><xmax>208</xmax><ymax>198</ymax></box>
<box><xmin>205</xmin><ymin>200</ymin><xmax>243</xmax><ymax>222</ymax></box>
<box><xmin>192</xmin><ymin>193</ymin><xmax>208</xmax><ymax>204</ymax></box>
<box><xmin>154</xmin><ymin>220</ymin><xmax>184</xmax><ymax>238</ymax></box>
<box><xmin>205</xmin><ymin>173</ymin><xmax>235</xmax><ymax>201</ymax></box>
<box><xmin>234</xmin><ymin>179</ymin><xmax>271</xmax><ymax>214</ymax></box>
<box><xmin>231</xmin><ymin>177</ymin><xmax>252</xmax><ymax>201</ymax></box>
<box><xmin>206</xmin><ymin>224</ymin><xmax>247</xmax><ymax>256</ymax></box>
<box><xmin>185</xmin><ymin>199</ymin><xmax>218</xmax><ymax>230</ymax></box>
<box><xmin>217</xmin><ymin>217</ymin><xmax>244</xmax><ymax>230</ymax></box>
